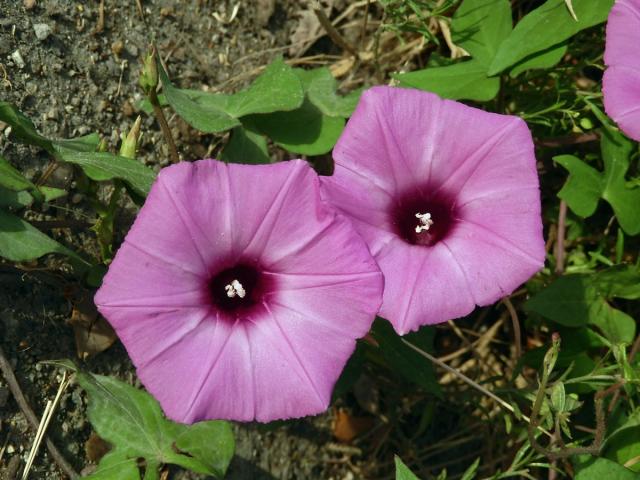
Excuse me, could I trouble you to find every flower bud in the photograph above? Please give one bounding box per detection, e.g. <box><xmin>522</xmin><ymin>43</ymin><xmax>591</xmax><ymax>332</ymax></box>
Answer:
<box><xmin>139</xmin><ymin>48</ymin><xmax>158</xmax><ymax>94</ymax></box>
<box><xmin>119</xmin><ymin>116</ymin><xmax>142</xmax><ymax>159</ymax></box>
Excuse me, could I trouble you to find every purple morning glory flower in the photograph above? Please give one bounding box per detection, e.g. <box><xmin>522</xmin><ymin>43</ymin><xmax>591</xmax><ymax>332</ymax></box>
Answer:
<box><xmin>603</xmin><ymin>0</ymin><xmax>640</xmax><ymax>141</ymax></box>
<box><xmin>320</xmin><ymin>86</ymin><xmax>545</xmax><ymax>334</ymax></box>
<box><xmin>95</xmin><ymin>159</ymin><xmax>383</xmax><ymax>423</ymax></box>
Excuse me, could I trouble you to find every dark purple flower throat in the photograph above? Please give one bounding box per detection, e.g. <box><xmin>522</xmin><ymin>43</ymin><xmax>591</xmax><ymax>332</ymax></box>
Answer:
<box><xmin>391</xmin><ymin>187</ymin><xmax>459</xmax><ymax>246</ymax></box>
<box><xmin>209</xmin><ymin>263</ymin><xmax>271</xmax><ymax>313</ymax></box>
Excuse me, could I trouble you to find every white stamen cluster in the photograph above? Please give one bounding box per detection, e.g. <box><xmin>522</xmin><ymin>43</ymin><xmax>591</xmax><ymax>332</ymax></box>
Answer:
<box><xmin>225</xmin><ymin>279</ymin><xmax>246</xmax><ymax>298</ymax></box>
<box><xmin>415</xmin><ymin>212</ymin><xmax>434</xmax><ymax>233</ymax></box>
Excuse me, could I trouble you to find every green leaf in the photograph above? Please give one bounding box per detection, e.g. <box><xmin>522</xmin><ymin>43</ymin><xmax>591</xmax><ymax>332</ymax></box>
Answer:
<box><xmin>84</xmin><ymin>451</ymin><xmax>139</xmax><ymax>480</ymax></box>
<box><xmin>555</xmin><ymin>129</ymin><xmax>640</xmax><ymax>235</ymax></box>
<box><xmin>0</xmin><ymin>103</ymin><xmax>100</xmax><ymax>155</ymax></box>
<box><xmin>525</xmin><ymin>275</ymin><xmax>596</xmax><ymax>327</ymax></box>
<box><xmin>594</xmin><ymin>265</ymin><xmax>640</xmax><ymax>300</ymax></box>
<box><xmin>589</xmin><ymin>302</ymin><xmax>636</xmax><ymax>345</ymax></box>
<box><xmin>0</xmin><ymin>187</ymin><xmax>34</xmax><ymax>209</ymax></box>
<box><xmin>0</xmin><ymin>186</ymin><xmax>66</xmax><ymax>210</ymax></box>
<box><xmin>554</xmin><ymin>154</ymin><xmax>602</xmax><ymax>217</ymax></box>
<box><xmin>604</xmin><ymin>427</ymin><xmax>640</xmax><ymax>473</ymax></box>
<box><xmin>395</xmin><ymin>456</ymin><xmax>421</xmax><ymax>480</ymax></box>
<box><xmin>488</xmin><ymin>0</ymin><xmax>615</xmax><ymax>75</ymax></box>
<box><xmin>574</xmin><ymin>456</ymin><xmax>639</xmax><ymax>480</ymax></box>
<box><xmin>159</xmin><ymin>69</ymin><xmax>239</xmax><ymax>133</ymax></box>
<box><xmin>0</xmin><ymin>156</ymin><xmax>67</xmax><ymax>205</ymax></box>
<box><xmin>395</xmin><ymin>60</ymin><xmax>500</xmax><ymax>101</ymax></box>
<box><xmin>159</xmin><ymin>57</ymin><xmax>304</xmax><ymax>133</ymax></box>
<box><xmin>294</xmin><ymin>67</ymin><xmax>360</xmax><ymax>118</ymax></box>
<box><xmin>604</xmin><ymin>412</ymin><xmax>640</xmax><ymax>473</ymax></box>
<box><xmin>0</xmin><ymin>101</ymin><xmax>54</xmax><ymax>152</ymax></box>
<box><xmin>54</xmin><ymin>133</ymin><xmax>101</xmax><ymax>153</ymax></box>
<box><xmin>600</xmin><ymin>129</ymin><xmax>640</xmax><ymax>235</ymax></box>
<box><xmin>0</xmin><ymin>209</ymin><xmax>81</xmax><ymax>262</ymax></box>
<box><xmin>525</xmin><ymin>274</ymin><xmax>636</xmax><ymax>344</ymax></box>
<box><xmin>68</xmin><ymin>368</ymin><xmax>234</xmax><ymax>479</ymax></box>
<box><xmin>460</xmin><ymin>457</ymin><xmax>480</xmax><ymax>480</ymax></box>
<box><xmin>451</xmin><ymin>0</ymin><xmax>512</xmax><ymax>64</ymax></box>
<box><xmin>395</xmin><ymin>0</ymin><xmax>510</xmax><ymax>101</ymax></box>
<box><xmin>0</xmin><ymin>155</ymin><xmax>35</xmax><ymax>192</ymax></box>
<box><xmin>371</xmin><ymin>319</ymin><xmax>442</xmax><ymax>397</ymax></box>
<box><xmin>246</xmin><ymin>99</ymin><xmax>345</xmax><ymax>155</ymax></box>
<box><xmin>509</xmin><ymin>41</ymin><xmax>568</xmax><ymax>77</ymax></box>
<box><xmin>221</xmin><ymin>126</ymin><xmax>270</xmax><ymax>164</ymax></box>
<box><xmin>57</xmin><ymin>151</ymin><xmax>156</xmax><ymax>197</ymax></box>
<box><xmin>550</xmin><ymin>382</ymin><xmax>566</xmax><ymax>412</ymax></box>
<box><xmin>225</xmin><ymin>57</ymin><xmax>304</xmax><ymax>117</ymax></box>
<box><xmin>40</xmin><ymin>186</ymin><xmax>67</xmax><ymax>202</ymax></box>
<box><xmin>173</xmin><ymin>422</ymin><xmax>235</xmax><ymax>476</ymax></box>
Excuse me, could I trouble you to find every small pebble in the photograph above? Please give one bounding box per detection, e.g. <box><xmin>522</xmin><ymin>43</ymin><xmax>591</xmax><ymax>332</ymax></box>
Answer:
<box><xmin>111</xmin><ymin>40</ymin><xmax>124</xmax><ymax>56</ymax></box>
<box><xmin>33</xmin><ymin>23</ymin><xmax>51</xmax><ymax>41</ymax></box>
<box><xmin>11</xmin><ymin>49</ymin><xmax>25</xmax><ymax>69</ymax></box>
<box><xmin>122</xmin><ymin>100</ymin><xmax>134</xmax><ymax>117</ymax></box>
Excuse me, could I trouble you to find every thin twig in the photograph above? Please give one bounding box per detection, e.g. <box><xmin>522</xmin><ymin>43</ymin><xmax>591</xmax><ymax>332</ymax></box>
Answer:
<box><xmin>400</xmin><ymin>338</ymin><xmax>553</xmax><ymax>438</ymax></box>
<box><xmin>93</xmin><ymin>0</ymin><xmax>105</xmax><ymax>34</ymax></box>
<box><xmin>503</xmin><ymin>296</ymin><xmax>522</xmax><ymax>360</ymax></box>
<box><xmin>312</xmin><ymin>1</ymin><xmax>359</xmax><ymax>57</ymax></box>
<box><xmin>35</xmin><ymin>161</ymin><xmax>60</xmax><ymax>187</ymax></box>
<box><xmin>0</xmin><ymin>346</ymin><xmax>79</xmax><ymax>479</ymax></box>
<box><xmin>555</xmin><ymin>200</ymin><xmax>567</xmax><ymax>274</ymax></box>
<box><xmin>535</xmin><ymin>131</ymin><xmax>599</xmax><ymax>148</ymax></box>
<box><xmin>359</xmin><ymin>0</ymin><xmax>371</xmax><ymax>50</ymax></box>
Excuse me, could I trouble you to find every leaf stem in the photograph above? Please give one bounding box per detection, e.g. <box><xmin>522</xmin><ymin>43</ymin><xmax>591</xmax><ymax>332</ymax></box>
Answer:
<box><xmin>148</xmin><ymin>87</ymin><xmax>179</xmax><ymax>164</ymax></box>
<box><xmin>554</xmin><ymin>200</ymin><xmax>567</xmax><ymax>274</ymax></box>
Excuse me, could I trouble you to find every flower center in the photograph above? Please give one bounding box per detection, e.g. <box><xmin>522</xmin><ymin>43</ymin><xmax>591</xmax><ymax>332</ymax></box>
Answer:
<box><xmin>225</xmin><ymin>279</ymin><xmax>246</xmax><ymax>298</ymax></box>
<box><xmin>209</xmin><ymin>264</ymin><xmax>263</xmax><ymax>312</ymax></box>
<box><xmin>414</xmin><ymin>212</ymin><xmax>434</xmax><ymax>233</ymax></box>
<box><xmin>390</xmin><ymin>188</ymin><xmax>458</xmax><ymax>246</ymax></box>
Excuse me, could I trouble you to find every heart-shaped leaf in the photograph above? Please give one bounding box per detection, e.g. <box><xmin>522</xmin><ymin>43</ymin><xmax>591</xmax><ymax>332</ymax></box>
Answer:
<box><xmin>55</xmin><ymin>363</ymin><xmax>235</xmax><ymax>480</ymax></box>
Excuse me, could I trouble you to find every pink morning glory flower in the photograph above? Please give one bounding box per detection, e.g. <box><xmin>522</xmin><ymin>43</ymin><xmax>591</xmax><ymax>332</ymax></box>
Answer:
<box><xmin>320</xmin><ymin>86</ymin><xmax>545</xmax><ymax>334</ymax></box>
<box><xmin>95</xmin><ymin>159</ymin><xmax>383</xmax><ymax>423</ymax></box>
<box><xmin>603</xmin><ymin>0</ymin><xmax>640</xmax><ymax>141</ymax></box>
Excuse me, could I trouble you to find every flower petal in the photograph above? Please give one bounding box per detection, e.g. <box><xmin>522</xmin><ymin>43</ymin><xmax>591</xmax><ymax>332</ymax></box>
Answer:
<box><xmin>322</xmin><ymin>86</ymin><xmax>544</xmax><ymax>333</ymax></box>
<box><xmin>170</xmin><ymin>317</ymin><xmax>328</xmax><ymax>423</ymax></box>
<box><xmin>604</xmin><ymin>0</ymin><xmax>640</xmax><ymax>67</ymax></box>
<box><xmin>603</xmin><ymin>65</ymin><xmax>640</xmax><ymax>142</ymax></box>
<box><xmin>95</xmin><ymin>242</ymin><xmax>208</xmax><ymax>308</ymax></box>
<box><xmin>250</xmin><ymin>302</ymin><xmax>361</xmax><ymax>421</ymax></box>
<box><xmin>134</xmin><ymin>318</ymin><xmax>258</xmax><ymax>423</ymax></box>
<box><xmin>331</xmin><ymin>86</ymin><xmax>443</xmax><ymax>195</ymax></box>
<box><xmin>97</xmin><ymin>158</ymin><xmax>383</xmax><ymax>423</ymax></box>
<box><xmin>442</xmin><ymin>219</ymin><xmax>543</xmax><ymax>307</ymax></box>
<box><xmin>375</xmin><ymin>238</ymin><xmax>476</xmax><ymax>334</ymax></box>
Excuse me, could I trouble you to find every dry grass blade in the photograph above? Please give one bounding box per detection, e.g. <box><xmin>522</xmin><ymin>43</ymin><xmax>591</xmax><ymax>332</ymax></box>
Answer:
<box><xmin>21</xmin><ymin>372</ymin><xmax>69</xmax><ymax>480</ymax></box>
<box><xmin>400</xmin><ymin>338</ymin><xmax>553</xmax><ymax>439</ymax></box>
